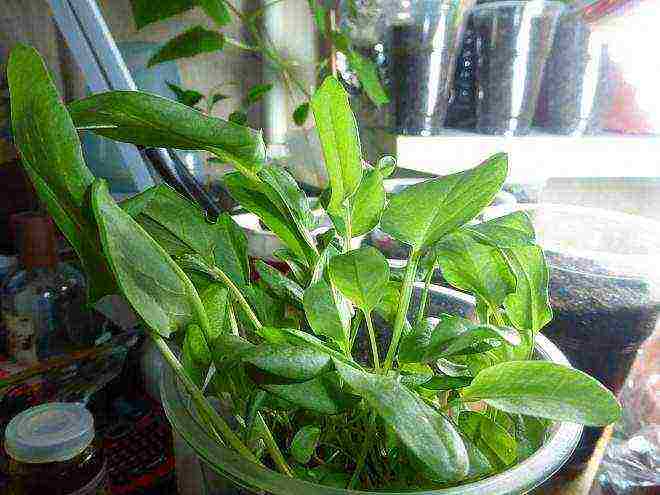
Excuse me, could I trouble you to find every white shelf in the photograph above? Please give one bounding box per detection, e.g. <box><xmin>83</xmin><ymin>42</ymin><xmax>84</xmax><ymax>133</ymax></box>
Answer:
<box><xmin>396</xmin><ymin>131</ymin><xmax>660</xmax><ymax>183</ymax></box>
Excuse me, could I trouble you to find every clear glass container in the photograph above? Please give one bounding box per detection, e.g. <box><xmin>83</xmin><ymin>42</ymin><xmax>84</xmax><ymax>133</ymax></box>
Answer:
<box><xmin>161</xmin><ymin>286</ymin><xmax>582</xmax><ymax>495</ymax></box>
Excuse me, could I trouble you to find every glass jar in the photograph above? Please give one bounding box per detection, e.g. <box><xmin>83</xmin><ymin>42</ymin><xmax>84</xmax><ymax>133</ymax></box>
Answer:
<box><xmin>4</xmin><ymin>402</ymin><xmax>109</xmax><ymax>494</ymax></box>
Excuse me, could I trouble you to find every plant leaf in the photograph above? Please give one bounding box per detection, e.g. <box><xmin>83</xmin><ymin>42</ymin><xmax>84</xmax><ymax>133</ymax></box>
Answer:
<box><xmin>243</xmin><ymin>344</ymin><xmax>332</xmax><ymax>381</ymax></box>
<box><xmin>92</xmin><ymin>180</ymin><xmax>200</xmax><ymax>338</ymax></box>
<box><xmin>166</xmin><ymin>81</ymin><xmax>204</xmax><ymax>107</ymax></box>
<box><xmin>512</xmin><ymin>414</ymin><xmax>548</xmax><ymax>460</ymax></box>
<box><xmin>200</xmin><ymin>284</ymin><xmax>230</xmax><ymax>339</ymax></box>
<box><xmin>183</xmin><ymin>323</ymin><xmax>212</xmax><ymax>387</ymax></box>
<box><xmin>7</xmin><ymin>44</ymin><xmax>115</xmax><ymax>303</ymax></box>
<box><xmin>458</xmin><ymin>411</ymin><xmax>517</xmax><ymax>467</ymax></box>
<box><xmin>263</xmin><ymin>372</ymin><xmax>357</xmax><ymax>415</ymax></box>
<box><xmin>255</xmin><ymin>260</ymin><xmax>304</xmax><ymax>307</ymax></box>
<box><xmin>69</xmin><ymin>90</ymin><xmax>266</xmax><ymax>176</ymax></box>
<box><xmin>439</xmin><ymin>324</ymin><xmax>520</xmax><ymax>358</ymax></box>
<box><xmin>293</xmin><ymin>102</ymin><xmax>310</xmax><ymax>126</ymax></box>
<box><xmin>148</xmin><ymin>26</ymin><xmax>224</xmax><ymax>66</ymax></box>
<box><xmin>431</xmin><ymin>231</ymin><xmax>516</xmax><ymax>310</ymax></box>
<box><xmin>303</xmin><ymin>279</ymin><xmax>350</xmax><ymax>351</ymax></box>
<box><xmin>348</xmin><ymin>168</ymin><xmax>386</xmax><ymax>236</ymax></box>
<box><xmin>380</xmin><ymin>154</ymin><xmax>508</xmax><ymax>250</ymax></box>
<box><xmin>502</xmin><ymin>246</ymin><xmax>553</xmax><ymax>333</ymax></box>
<box><xmin>348</xmin><ymin>50</ymin><xmax>389</xmax><ymax>106</ymax></box>
<box><xmin>421</xmin><ymin>375</ymin><xmax>472</xmax><ymax>391</ymax></box>
<box><xmin>130</xmin><ymin>0</ymin><xmax>195</xmax><ymax>29</ymax></box>
<box><xmin>465</xmin><ymin>212</ymin><xmax>535</xmax><ymax>248</ymax></box>
<box><xmin>328</xmin><ymin>246</ymin><xmax>389</xmax><ymax>313</ymax></box>
<box><xmin>245</xmin><ymin>83</ymin><xmax>273</xmax><ymax>106</ymax></box>
<box><xmin>310</xmin><ymin>77</ymin><xmax>363</xmax><ymax>215</ymax></box>
<box><xmin>210</xmin><ymin>93</ymin><xmax>229</xmax><ymax>110</ymax></box>
<box><xmin>291</xmin><ymin>426</ymin><xmax>321</xmax><ymax>464</ymax></box>
<box><xmin>334</xmin><ymin>360</ymin><xmax>469</xmax><ymax>482</ymax></box>
<box><xmin>229</xmin><ymin>110</ymin><xmax>248</xmax><ymax>125</ymax></box>
<box><xmin>374</xmin><ymin>281</ymin><xmax>402</xmax><ymax>324</ymax></box>
<box><xmin>273</xmin><ymin>249</ymin><xmax>309</xmax><ymax>286</ymax></box>
<box><xmin>462</xmin><ymin>361</ymin><xmax>622</xmax><ymax>426</ymax></box>
<box><xmin>199</xmin><ymin>0</ymin><xmax>232</xmax><ymax>27</ymax></box>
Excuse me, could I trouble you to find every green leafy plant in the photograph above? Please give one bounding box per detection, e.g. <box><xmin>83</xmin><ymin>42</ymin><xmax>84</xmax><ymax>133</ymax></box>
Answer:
<box><xmin>8</xmin><ymin>45</ymin><xmax>621</xmax><ymax>491</ymax></box>
<box><xmin>130</xmin><ymin>0</ymin><xmax>388</xmax><ymax>126</ymax></box>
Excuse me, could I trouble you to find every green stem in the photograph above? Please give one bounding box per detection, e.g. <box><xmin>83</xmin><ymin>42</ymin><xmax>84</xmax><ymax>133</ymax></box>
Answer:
<box><xmin>227</xmin><ymin>304</ymin><xmax>240</xmax><ymax>336</ymax></box>
<box><xmin>349</xmin><ymin>412</ymin><xmax>376</xmax><ymax>488</ymax></box>
<box><xmin>150</xmin><ymin>332</ymin><xmax>260</xmax><ymax>464</ymax></box>
<box><xmin>364</xmin><ymin>310</ymin><xmax>380</xmax><ymax>370</ymax></box>
<box><xmin>415</xmin><ymin>262</ymin><xmax>435</xmax><ymax>327</ymax></box>
<box><xmin>255</xmin><ymin>413</ymin><xmax>294</xmax><ymax>477</ymax></box>
<box><xmin>383</xmin><ymin>250</ymin><xmax>421</xmax><ymax>372</ymax></box>
<box><xmin>343</xmin><ymin>207</ymin><xmax>352</xmax><ymax>253</ymax></box>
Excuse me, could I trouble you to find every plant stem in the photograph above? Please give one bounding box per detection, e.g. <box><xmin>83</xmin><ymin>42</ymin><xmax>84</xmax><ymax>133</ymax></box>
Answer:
<box><xmin>364</xmin><ymin>310</ymin><xmax>380</xmax><ymax>370</ymax></box>
<box><xmin>150</xmin><ymin>332</ymin><xmax>260</xmax><ymax>464</ymax></box>
<box><xmin>349</xmin><ymin>412</ymin><xmax>376</xmax><ymax>488</ymax></box>
<box><xmin>383</xmin><ymin>250</ymin><xmax>421</xmax><ymax>372</ymax></box>
<box><xmin>255</xmin><ymin>413</ymin><xmax>294</xmax><ymax>477</ymax></box>
<box><xmin>227</xmin><ymin>304</ymin><xmax>240</xmax><ymax>336</ymax></box>
<box><xmin>343</xmin><ymin>207</ymin><xmax>352</xmax><ymax>253</ymax></box>
<box><xmin>414</xmin><ymin>262</ymin><xmax>435</xmax><ymax>327</ymax></box>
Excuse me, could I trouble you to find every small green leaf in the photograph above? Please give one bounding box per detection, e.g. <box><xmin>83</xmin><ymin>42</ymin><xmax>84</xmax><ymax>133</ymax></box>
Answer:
<box><xmin>465</xmin><ymin>212</ymin><xmax>535</xmax><ymax>248</ymax></box>
<box><xmin>255</xmin><ymin>260</ymin><xmax>304</xmax><ymax>306</ymax></box>
<box><xmin>459</xmin><ymin>411</ymin><xmax>517</xmax><ymax>468</ymax></box>
<box><xmin>377</xmin><ymin>155</ymin><xmax>396</xmax><ymax>177</ymax></box>
<box><xmin>69</xmin><ymin>90</ymin><xmax>266</xmax><ymax>176</ymax></box>
<box><xmin>245</xmin><ymin>83</ymin><xmax>273</xmax><ymax>106</ymax></box>
<box><xmin>348</xmin><ymin>50</ymin><xmax>389</xmax><ymax>106</ymax></box>
<box><xmin>243</xmin><ymin>344</ymin><xmax>332</xmax><ymax>381</ymax></box>
<box><xmin>348</xmin><ymin>168</ymin><xmax>386</xmax><ymax>236</ymax></box>
<box><xmin>462</xmin><ymin>361</ymin><xmax>622</xmax><ymax>426</ymax></box>
<box><xmin>334</xmin><ymin>360</ymin><xmax>469</xmax><ymax>482</ymax></box>
<box><xmin>328</xmin><ymin>247</ymin><xmax>389</xmax><ymax>313</ymax></box>
<box><xmin>166</xmin><ymin>81</ymin><xmax>204</xmax><ymax>107</ymax></box>
<box><xmin>502</xmin><ymin>246</ymin><xmax>553</xmax><ymax>333</ymax></box>
<box><xmin>210</xmin><ymin>93</ymin><xmax>229</xmax><ymax>110</ymax></box>
<box><xmin>229</xmin><ymin>110</ymin><xmax>248</xmax><ymax>125</ymax></box>
<box><xmin>303</xmin><ymin>279</ymin><xmax>350</xmax><ymax>351</ymax></box>
<box><xmin>200</xmin><ymin>284</ymin><xmax>230</xmax><ymax>339</ymax></box>
<box><xmin>293</xmin><ymin>102</ymin><xmax>310</xmax><ymax>126</ymax></box>
<box><xmin>421</xmin><ymin>375</ymin><xmax>472</xmax><ymax>391</ymax></box>
<box><xmin>439</xmin><ymin>324</ymin><xmax>520</xmax><ymax>358</ymax></box>
<box><xmin>130</xmin><ymin>0</ymin><xmax>195</xmax><ymax>29</ymax></box>
<box><xmin>380</xmin><ymin>154</ymin><xmax>508</xmax><ymax>250</ymax></box>
<box><xmin>148</xmin><ymin>26</ymin><xmax>224</xmax><ymax>66</ymax></box>
<box><xmin>91</xmin><ymin>180</ymin><xmax>200</xmax><ymax>338</ymax></box>
<box><xmin>199</xmin><ymin>0</ymin><xmax>232</xmax><ymax>27</ymax></box>
<box><xmin>431</xmin><ymin>231</ymin><xmax>516</xmax><ymax>310</ymax></box>
<box><xmin>306</xmin><ymin>0</ymin><xmax>327</xmax><ymax>35</ymax></box>
<box><xmin>291</xmin><ymin>426</ymin><xmax>321</xmax><ymax>464</ymax></box>
<box><xmin>310</xmin><ymin>77</ymin><xmax>363</xmax><ymax>215</ymax></box>
<box><xmin>263</xmin><ymin>372</ymin><xmax>357</xmax><ymax>415</ymax></box>
<box><xmin>183</xmin><ymin>323</ymin><xmax>212</xmax><ymax>387</ymax></box>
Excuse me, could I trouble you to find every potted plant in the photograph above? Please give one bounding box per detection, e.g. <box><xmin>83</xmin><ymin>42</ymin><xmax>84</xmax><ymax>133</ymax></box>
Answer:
<box><xmin>7</xmin><ymin>45</ymin><xmax>620</xmax><ymax>493</ymax></box>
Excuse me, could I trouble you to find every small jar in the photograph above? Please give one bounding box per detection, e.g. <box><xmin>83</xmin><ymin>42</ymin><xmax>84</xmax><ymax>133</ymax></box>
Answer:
<box><xmin>4</xmin><ymin>403</ymin><xmax>109</xmax><ymax>495</ymax></box>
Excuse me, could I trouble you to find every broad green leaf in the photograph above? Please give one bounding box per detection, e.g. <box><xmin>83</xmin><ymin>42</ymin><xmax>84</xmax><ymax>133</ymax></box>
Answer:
<box><xmin>183</xmin><ymin>323</ymin><xmax>212</xmax><ymax>387</ymax></box>
<box><xmin>199</xmin><ymin>0</ymin><xmax>231</xmax><ymax>27</ymax></box>
<box><xmin>213</xmin><ymin>333</ymin><xmax>255</xmax><ymax>374</ymax></box>
<box><xmin>377</xmin><ymin>155</ymin><xmax>396</xmax><ymax>178</ymax></box>
<box><xmin>224</xmin><ymin>173</ymin><xmax>311</xmax><ymax>262</ymax></box>
<box><xmin>348</xmin><ymin>168</ymin><xmax>386</xmax><ymax>236</ymax></box>
<box><xmin>245</xmin><ymin>83</ymin><xmax>273</xmax><ymax>106</ymax></box>
<box><xmin>421</xmin><ymin>375</ymin><xmax>472</xmax><ymax>391</ymax></box>
<box><xmin>293</xmin><ymin>102</ymin><xmax>310</xmax><ymax>126</ymax></box>
<box><xmin>303</xmin><ymin>279</ymin><xmax>350</xmax><ymax>351</ymax></box>
<box><xmin>148</xmin><ymin>26</ymin><xmax>224</xmax><ymax>67</ymax></box>
<box><xmin>243</xmin><ymin>344</ymin><xmax>332</xmax><ymax>381</ymax></box>
<box><xmin>166</xmin><ymin>81</ymin><xmax>204</xmax><ymax>107</ymax></box>
<box><xmin>69</xmin><ymin>90</ymin><xmax>266</xmax><ymax>176</ymax></box>
<box><xmin>92</xmin><ymin>180</ymin><xmax>200</xmax><ymax>338</ymax></box>
<box><xmin>465</xmin><ymin>212</ymin><xmax>535</xmax><ymax>248</ymax></box>
<box><xmin>439</xmin><ymin>324</ymin><xmax>520</xmax><ymax>358</ymax></box>
<box><xmin>328</xmin><ymin>247</ymin><xmax>389</xmax><ymax>312</ymax></box>
<box><xmin>200</xmin><ymin>284</ymin><xmax>230</xmax><ymax>339</ymax></box>
<box><xmin>259</xmin><ymin>327</ymin><xmax>356</xmax><ymax>368</ymax></box>
<box><xmin>462</xmin><ymin>361</ymin><xmax>622</xmax><ymax>426</ymax></box>
<box><xmin>431</xmin><ymin>231</ymin><xmax>515</xmax><ymax>310</ymax></box>
<box><xmin>255</xmin><ymin>261</ymin><xmax>304</xmax><ymax>307</ymax></box>
<box><xmin>334</xmin><ymin>360</ymin><xmax>469</xmax><ymax>482</ymax></box>
<box><xmin>397</xmin><ymin>362</ymin><xmax>434</xmax><ymax>388</ymax></box>
<box><xmin>7</xmin><ymin>45</ymin><xmax>115</xmax><ymax>303</ymax></box>
<box><xmin>459</xmin><ymin>411</ymin><xmax>517</xmax><ymax>467</ymax></box>
<box><xmin>513</xmin><ymin>415</ymin><xmax>549</xmax><ymax>460</ymax></box>
<box><xmin>311</xmin><ymin>243</ymin><xmax>340</xmax><ymax>284</ymax></box>
<box><xmin>348</xmin><ymin>50</ymin><xmax>389</xmax><ymax>106</ymax></box>
<box><xmin>263</xmin><ymin>372</ymin><xmax>357</xmax><ymax>415</ymax></box>
<box><xmin>380</xmin><ymin>154</ymin><xmax>508</xmax><ymax>250</ymax></box>
<box><xmin>374</xmin><ymin>281</ymin><xmax>402</xmax><ymax>324</ymax></box>
<box><xmin>290</xmin><ymin>426</ymin><xmax>321</xmax><ymax>464</ymax></box>
<box><xmin>502</xmin><ymin>246</ymin><xmax>553</xmax><ymax>333</ymax></box>
<box><xmin>130</xmin><ymin>0</ymin><xmax>195</xmax><ymax>29</ymax></box>
<box><xmin>122</xmin><ymin>185</ymin><xmax>250</xmax><ymax>287</ymax></box>
<box><xmin>310</xmin><ymin>77</ymin><xmax>363</xmax><ymax>214</ymax></box>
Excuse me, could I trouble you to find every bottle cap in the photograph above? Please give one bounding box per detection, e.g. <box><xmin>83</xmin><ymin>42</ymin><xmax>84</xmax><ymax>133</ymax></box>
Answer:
<box><xmin>4</xmin><ymin>402</ymin><xmax>95</xmax><ymax>464</ymax></box>
<box><xmin>18</xmin><ymin>214</ymin><xmax>58</xmax><ymax>270</ymax></box>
